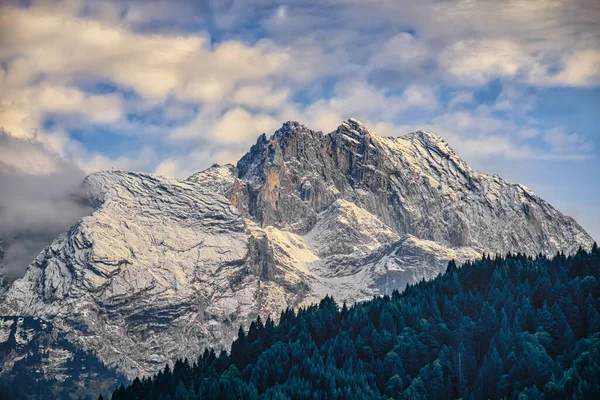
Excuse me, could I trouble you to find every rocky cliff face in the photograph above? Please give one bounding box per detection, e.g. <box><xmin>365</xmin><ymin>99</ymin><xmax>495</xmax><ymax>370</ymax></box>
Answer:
<box><xmin>238</xmin><ymin>119</ymin><xmax>590</xmax><ymax>255</ymax></box>
<box><xmin>0</xmin><ymin>316</ymin><xmax>124</xmax><ymax>398</ymax></box>
<box><xmin>0</xmin><ymin>119</ymin><xmax>594</xmax><ymax>390</ymax></box>
<box><xmin>2</xmin><ymin>171</ymin><xmax>293</xmax><ymax>378</ymax></box>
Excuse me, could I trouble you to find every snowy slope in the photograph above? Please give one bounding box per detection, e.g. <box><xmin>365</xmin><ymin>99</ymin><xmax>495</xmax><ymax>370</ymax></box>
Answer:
<box><xmin>2</xmin><ymin>171</ymin><xmax>287</xmax><ymax>377</ymax></box>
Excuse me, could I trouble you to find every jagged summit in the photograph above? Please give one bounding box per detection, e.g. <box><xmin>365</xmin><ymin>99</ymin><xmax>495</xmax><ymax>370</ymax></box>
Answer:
<box><xmin>265</xmin><ymin>121</ymin><xmax>323</xmax><ymax>150</ymax></box>
<box><xmin>404</xmin><ymin>129</ymin><xmax>444</xmax><ymax>141</ymax></box>
<box><xmin>244</xmin><ymin>119</ymin><xmax>454</xmax><ymax>166</ymax></box>
<box><xmin>233</xmin><ymin>119</ymin><xmax>592</xmax><ymax>254</ymax></box>
<box><xmin>0</xmin><ymin>118</ymin><xmax>594</xmax><ymax>389</ymax></box>
<box><xmin>278</xmin><ymin>120</ymin><xmax>316</xmax><ymax>134</ymax></box>
<box><xmin>336</xmin><ymin>117</ymin><xmax>372</xmax><ymax>138</ymax></box>
<box><xmin>404</xmin><ymin>129</ymin><xmax>453</xmax><ymax>153</ymax></box>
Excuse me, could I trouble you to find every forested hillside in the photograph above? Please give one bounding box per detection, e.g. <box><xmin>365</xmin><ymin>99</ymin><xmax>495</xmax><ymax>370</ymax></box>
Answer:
<box><xmin>108</xmin><ymin>246</ymin><xmax>600</xmax><ymax>400</ymax></box>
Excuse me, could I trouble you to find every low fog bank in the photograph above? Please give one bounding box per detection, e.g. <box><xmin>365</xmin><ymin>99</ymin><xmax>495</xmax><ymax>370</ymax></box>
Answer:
<box><xmin>0</xmin><ymin>133</ymin><xmax>93</xmax><ymax>282</ymax></box>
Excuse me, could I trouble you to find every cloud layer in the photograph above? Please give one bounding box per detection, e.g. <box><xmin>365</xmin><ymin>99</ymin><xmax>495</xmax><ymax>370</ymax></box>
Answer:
<box><xmin>1</xmin><ymin>0</ymin><xmax>598</xmax><ymax>174</ymax></box>
<box><xmin>0</xmin><ymin>0</ymin><xmax>598</xmax><ymax>275</ymax></box>
<box><xmin>0</xmin><ymin>132</ymin><xmax>92</xmax><ymax>280</ymax></box>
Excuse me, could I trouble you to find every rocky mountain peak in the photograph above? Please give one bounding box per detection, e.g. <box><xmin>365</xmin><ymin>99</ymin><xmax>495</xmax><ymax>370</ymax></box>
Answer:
<box><xmin>335</xmin><ymin>118</ymin><xmax>372</xmax><ymax>139</ymax></box>
<box><xmin>237</xmin><ymin>121</ymin><xmax>323</xmax><ymax>183</ymax></box>
<box><xmin>187</xmin><ymin>163</ymin><xmax>237</xmax><ymax>187</ymax></box>
<box><xmin>277</xmin><ymin>120</ymin><xmax>315</xmax><ymax>135</ymax></box>
<box><xmin>0</xmin><ymin>118</ymin><xmax>594</xmax><ymax>390</ymax></box>
<box><xmin>268</xmin><ymin>121</ymin><xmax>323</xmax><ymax>149</ymax></box>
<box><xmin>404</xmin><ymin>129</ymin><xmax>455</xmax><ymax>157</ymax></box>
<box><xmin>234</xmin><ymin>119</ymin><xmax>593</xmax><ymax>252</ymax></box>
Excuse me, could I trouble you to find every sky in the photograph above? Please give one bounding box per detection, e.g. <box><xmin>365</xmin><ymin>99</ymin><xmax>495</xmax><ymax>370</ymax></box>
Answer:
<box><xmin>0</xmin><ymin>0</ymin><xmax>599</xmax><ymax>277</ymax></box>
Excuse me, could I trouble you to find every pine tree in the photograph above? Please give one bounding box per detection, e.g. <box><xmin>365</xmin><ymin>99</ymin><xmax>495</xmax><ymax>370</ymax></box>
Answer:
<box><xmin>104</xmin><ymin>249</ymin><xmax>600</xmax><ymax>400</ymax></box>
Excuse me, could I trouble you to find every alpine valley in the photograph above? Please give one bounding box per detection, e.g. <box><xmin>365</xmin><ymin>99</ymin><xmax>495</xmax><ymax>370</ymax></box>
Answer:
<box><xmin>0</xmin><ymin>119</ymin><xmax>594</xmax><ymax>398</ymax></box>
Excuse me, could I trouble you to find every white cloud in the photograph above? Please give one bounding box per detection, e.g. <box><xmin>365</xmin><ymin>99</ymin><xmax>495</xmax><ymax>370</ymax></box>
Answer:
<box><xmin>447</xmin><ymin>91</ymin><xmax>475</xmax><ymax>110</ymax></box>
<box><xmin>0</xmin><ymin>102</ymin><xmax>33</xmax><ymax>140</ymax></box>
<box><xmin>440</xmin><ymin>39</ymin><xmax>600</xmax><ymax>88</ymax></box>
<box><xmin>74</xmin><ymin>146</ymin><xmax>158</xmax><ymax>174</ymax></box>
<box><xmin>0</xmin><ymin>5</ymin><xmax>294</xmax><ymax>103</ymax></box>
<box><xmin>168</xmin><ymin>105</ymin><xmax>282</xmax><ymax>148</ymax></box>
<box><xmin>490</xmin><ymin>87</ymin><xmax>535</xmax><ymax>113</ymax></box>
<box><xmin>209</xmin><ymin>108</ymin><xmax>280</xmax><ymax>144</ymax></box>
<box><xmin>440</xmin><ymin>40</ymin><xmax>530</xmax><ymax>86</ymax></box>
<box><xmin>35</xmin><ymin>85</ymin><xmax>123</xmax><ymax>123</ymax></box>
<box><xmin>406</xmin><ymin>109</ymin><xmax>594</xmax><ymax>161</ymax></box>
<box><xmin>371</xmin><ymin>33</ymin><xmax>430</xmax><ymax>70</ymax></box>
<box><xmin>299</xmin><ymin>80</ymin><xmax>439</xmax><ymax>128</ymax></box>
<box><xmin>0</xmin><ymin>84</ymin><xmax>123</xmax><ymax>140</ymax></box>
<box><xmin>543</xmin><ymin>128</ymin><xmax>593</xmax><ymax>155</ymax></box>
<box><xmin>154</xmin><ymin>158</ymin><xmax>181</xmax><ymax>178</ymax></box>
<box><xmin>232</xmin><ymin>84</ymin><xmax>290</xmax><ymax>110</ymax></box>
<box><xmin>544</xmin><ymin>49</ymin><xmax>600</xmax><ymax>87</ymax></box>
<box><xmin>401</xmin><ymin>84</ymin><xmax>439</xmax><ymax>109</ymax></box>
<box><xmin>0</xmin><ymin>0</ymin><xmax>596</xmax><ymax>182</ymax></box>
<box><xmin>0</xmin><ymin>131</ymin><xmax>66</xmax><ymax>175</ymax></box>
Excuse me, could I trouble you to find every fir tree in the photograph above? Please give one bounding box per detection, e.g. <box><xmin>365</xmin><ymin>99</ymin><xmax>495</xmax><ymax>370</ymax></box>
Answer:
<box><xmin>102</xmin><ymin>249</ymin><xmax>600</xmax><ymax>400</ymax></box>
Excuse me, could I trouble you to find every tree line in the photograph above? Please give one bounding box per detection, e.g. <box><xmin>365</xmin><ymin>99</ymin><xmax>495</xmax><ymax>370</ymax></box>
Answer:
<box><xmin>104</xmin><ymin>244</ymin><xmax>599</xmax><ymax>399</ymax></box>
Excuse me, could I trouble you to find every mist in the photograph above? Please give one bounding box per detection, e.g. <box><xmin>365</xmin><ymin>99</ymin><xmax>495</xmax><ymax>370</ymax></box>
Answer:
<box><xmin>0</xmin><ymin>133</ymin><xmax>93</xmax><ymax>282</ymax></box>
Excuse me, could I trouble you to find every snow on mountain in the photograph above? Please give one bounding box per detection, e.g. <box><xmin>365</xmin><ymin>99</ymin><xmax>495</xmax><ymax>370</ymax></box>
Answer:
<box><xmin>0</xmin><ymin>316</ymin><xmax>124</xmax><ymax>397</ymax></box>
<box><xmin>238</xmin><ymin>118</ymin><xmax>591</xmax><ymax>255</ymax></box>
<box><xmin>1</xmin><ymin>171</ymin><xmax>298</xmax><ymax>378</ymax></box>
<box><xmin>0</xmin><ymin>119</ymin><xmax>594</xmax><ymax>388</ymax></box>
<box><xmin>305</xmin><ymin>199</ymin><xmax>400</xmax><ymax>257</ymax></box>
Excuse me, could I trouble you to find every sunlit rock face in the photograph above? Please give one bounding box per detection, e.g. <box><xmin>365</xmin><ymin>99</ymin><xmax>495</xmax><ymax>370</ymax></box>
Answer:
<box><xmin>238</xmin><ymin>119</ymin><xmax>591</xmax><ymax>255</ymax></box>
<box><xmin>1</xmin><ymin>119</ymin><xmax>593</xmax><ymax>382</ymax></box>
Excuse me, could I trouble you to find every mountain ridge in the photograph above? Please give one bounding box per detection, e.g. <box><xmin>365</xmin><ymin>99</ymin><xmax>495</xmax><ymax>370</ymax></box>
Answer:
<box><xmin>233</xmin><ymin>118</ymin><xmax>591</xmax><ymax>253</ymax></box>
<box><xmin>0</xmin><ymin>119</ymin><xmax>594</xmax><ymax>392</ymax></box>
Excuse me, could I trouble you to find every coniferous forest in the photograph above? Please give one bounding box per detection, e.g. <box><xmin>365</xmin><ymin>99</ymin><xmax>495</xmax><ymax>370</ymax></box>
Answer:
<box><xmin>108</xmin><ymin>246</ymin><xmax>600</xmax><ymax>400</ymax></box>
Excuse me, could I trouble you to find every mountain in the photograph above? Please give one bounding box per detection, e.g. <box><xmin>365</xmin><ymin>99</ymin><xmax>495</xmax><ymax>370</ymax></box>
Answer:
<box><xmin>108</xmin><ymin>247</ymin><xmax>600</xmax><ymax>400</ymax></box>
<box><xmin>0</xmin><ymin>119</ymin><xmax>594</xmax><ymax>393</ymax></box>
<box><xmin>0</xmin><ymin>316</ymin><xmax>125</xmax><ymax>399</ymax></box>
<box><xmin>236</xmin><ymin>119</ymin><xmax>589</xmax><ymax>254</ymax></box>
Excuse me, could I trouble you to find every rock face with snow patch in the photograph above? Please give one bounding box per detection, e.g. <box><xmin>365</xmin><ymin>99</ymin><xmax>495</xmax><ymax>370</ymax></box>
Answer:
<box><xmin>0</xmin><ymin>316</ymin><xmax>124</xmax><ymax>398</ymax></box>
<box><xmin>1</xmin><ymin>171</ymin><xmax>306</xmax><ymax>378</ymax></box>
<box><xmin>0</xmin><ymin>119</ymin><xmax>594</xmax><ymax>390</ymax></box>
<box><xmin>238</xmin><ymin>119</ymin><xmax>590</xmax><ymax>255</ymax></box>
